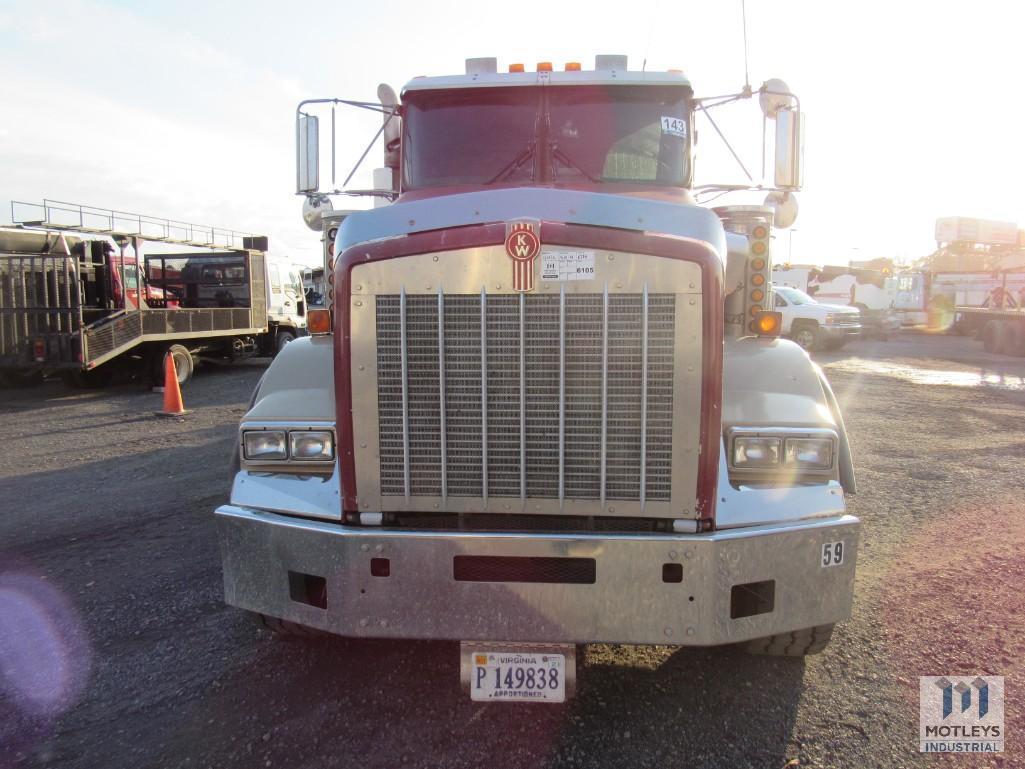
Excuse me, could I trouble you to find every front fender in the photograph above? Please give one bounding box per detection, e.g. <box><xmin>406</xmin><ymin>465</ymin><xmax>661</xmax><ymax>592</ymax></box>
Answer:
<box><xmin>717</xmin><ymin>336</ymin><xmax>854</xmax><ymax>527</ymax></box>
<box><xmin>246</xmin><ymin>336</ymin><xmax>336</xmax><ymax>422</ymax></box>
<box><xmin>722</xmin><ymin>336</ymin><xmax>836</xmax><ymax>429</ymax></box>
<box><xmin>228</xmin><ymin>336</ymin><xmax>342</xmax><ymax>521</ymax></box>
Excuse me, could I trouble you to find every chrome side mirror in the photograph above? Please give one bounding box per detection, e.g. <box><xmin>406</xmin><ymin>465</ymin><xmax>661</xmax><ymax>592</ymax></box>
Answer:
<box><xmin>759</xmin><ymin>79</ymin><xmax>803</xmax><ymax>192</ymax></box>
<box><xmin>774</xmin><ymin>108</ymin><xmax>804</xmax><ymax>190</ymax></box>
<box><xmin>297</xmin><ymin>114</ymin><xmax>319</xmax><ymax>193</ymax></box>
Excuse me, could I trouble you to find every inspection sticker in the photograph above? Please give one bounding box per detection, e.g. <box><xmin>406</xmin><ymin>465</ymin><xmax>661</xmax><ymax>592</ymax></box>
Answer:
<box><xmin>541</xmin><ymin>250</ymin><xmax>596</xmax><ymax>281</ymax></box>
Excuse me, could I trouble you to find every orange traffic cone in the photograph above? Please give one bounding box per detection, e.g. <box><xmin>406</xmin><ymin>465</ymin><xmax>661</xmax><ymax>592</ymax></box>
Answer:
<box><xmin>156</xmin><ymin>352</ymin><xmax>189</xmax><ymax>416</ymax></box>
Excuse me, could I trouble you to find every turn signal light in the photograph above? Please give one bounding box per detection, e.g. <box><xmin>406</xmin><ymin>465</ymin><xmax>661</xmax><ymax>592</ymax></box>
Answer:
<box><xmin>509</xmin><ymin>63</ymin><xmax>525</xmax><ymax>73</ymax></box>
<box><xmin>537</xmin><ymin>62</ymin><xmax>553</xmax><ymax>72</ymax></box>
<box><xmin>753</xmin><ymin>311</ymin><xmax>782</xmax><ymax>337</ymax></box>
<box><xmin>307</xmin><ymin>308</ymin><xmax>332</xmax><ymax>335</ymax></box>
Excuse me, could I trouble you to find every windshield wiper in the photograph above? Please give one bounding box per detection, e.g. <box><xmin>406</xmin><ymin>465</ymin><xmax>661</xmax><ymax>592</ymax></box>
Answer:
<box><xmin>485</xmin><ymin>143</ymin><xmax>536</xmax><ymax>185</ymax></box>
<box><xmin>551</xmin><ymin>145</ymin><xmax>600</xmax><ymax>183</ymax></box>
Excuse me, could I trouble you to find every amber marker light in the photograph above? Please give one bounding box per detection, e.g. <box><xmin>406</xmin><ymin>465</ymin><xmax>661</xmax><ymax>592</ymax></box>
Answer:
<box><xmin>565</xmin><ymin>62</ymin><xmax>582</xmax><ymax>71</ymax></box>
<box><xmin>755</xmin><ymin>311</ymin><xmax>783</xmax><ymax>337</ymax></box>
<box><xmin>509</xmin><ymin>63</ymin><xmax>525</xmax><ymax>73</ymax></box>
<box><xmin>752</xmin><ymin>225</ymin><xmax>768</xmax><ymax>239</ymax></box>
<box><xmin>751</xmin><ymin>273</ymin><xmax>765</xmax><ymax>286</ymax></box>
<box><xmin>751</xmin><ymin>289</ymin><xmax>764</xmax><ymax>302</ymax></box>
<box><xmin>752</xmin><ymin>257</ymin><xmax>766</xmax><ymax>270</ymax></box>
<box><xmin>307</xmin><ymin>308</ymin><xmax>333</xmax><ymax>335</ymax></box>
<box><xmin>751</xmin><ymin>240</ymin><xmax>767</xmax><ymax>256</ymax></box>
<box><xmin>537</xmin><ymin>62</ymin><xmax>553</xmax><ymax>72</ymax></box>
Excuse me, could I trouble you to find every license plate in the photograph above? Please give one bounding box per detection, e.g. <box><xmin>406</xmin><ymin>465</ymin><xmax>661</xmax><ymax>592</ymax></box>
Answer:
<box><xmin>469</xmin><ymin>651</ymin><xmax>566</xmax><ymax>703</ymax></box>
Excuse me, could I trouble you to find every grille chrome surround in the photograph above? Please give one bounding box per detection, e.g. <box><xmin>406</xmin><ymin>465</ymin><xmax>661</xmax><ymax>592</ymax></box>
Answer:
<box><xmin>350</xmin><ymin>245</ymin><xmax>704</xmax><ymax>518</ymax></box>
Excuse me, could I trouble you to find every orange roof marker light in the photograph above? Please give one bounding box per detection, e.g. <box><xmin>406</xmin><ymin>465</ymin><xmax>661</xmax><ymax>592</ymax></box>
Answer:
<box><xmin>509</xmin><ymin>63</ymin><xmax>525</xmax><ymax>73</ymax></box>
<box><xmin>537</xmin><ymin>62</ymin><xmax>553</xmax><ymax>72</ymax></box>
<box><xmin>565</xmin><ymin>62</ymin><xmax>582</xmax><ymax>71</ymax></box>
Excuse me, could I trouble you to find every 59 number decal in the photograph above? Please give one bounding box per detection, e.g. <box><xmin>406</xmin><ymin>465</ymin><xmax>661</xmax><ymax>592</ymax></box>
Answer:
<box><xmin>821</xmin><ymin>541</ymin><xmax>845</xmax><ymax>567</ymax></box>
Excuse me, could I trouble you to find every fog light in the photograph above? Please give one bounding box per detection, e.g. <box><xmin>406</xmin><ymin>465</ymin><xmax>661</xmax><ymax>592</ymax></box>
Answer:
<box><xmin>289</xmin><ymin>430</ymin><xmax>334</xmax><ymax>461</ymax></box>
<box><xmin>243</xmin><ymin>430</ymin><xmax>287</xmax><ymax>460</ymax></box>
<box><xmin>733</xmin><ymin>436</ymin><xmax>781</xmax><ymax>467</ymax></box>
<box><xmin>784</xmin><ymin>438</ymin><xmax>833</xmax><ymax>469</ymax></box>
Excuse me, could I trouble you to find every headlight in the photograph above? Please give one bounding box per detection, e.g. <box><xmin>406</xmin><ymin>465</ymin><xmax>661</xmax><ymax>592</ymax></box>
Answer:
<box><xmin>732</xmin><ymin>436</ymin><xmax>782</xmax><ymax>467</ymax></box>
<box><xmin>727</xmin><ymin>428</ymin><xmax>837</xmax><ymax>476</ymax></box>
<box><xmin>784</xmin><ymin>438</ymin><xmax>833</xmax><ymax>469</ymax></box>
<box><xmin>289</xmin><ymin>430</ymin><xmax>334</xmax><ymax>461</ymax></box>
<box><xmin>243</xmin><ymin>430</ymin><xmax>287</xmax><ymax>460</ymax></box>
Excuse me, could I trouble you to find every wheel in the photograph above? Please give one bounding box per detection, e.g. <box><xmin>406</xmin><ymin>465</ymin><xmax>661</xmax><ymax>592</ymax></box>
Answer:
<box><xmin>274</xmin><ymin>329</ymin><xmax>297</xmax><ymax>355</ymax></box>
<box><xmin>150</xmin><ymin>345</ymin><xmax>194</xmax><ymax>387</ymax></box>
<box><xmin>792</xmin><ymin>323</ymin><xmax>820</xmax><ymax>351</ymax></box>
<box><xmin>253</xmin><ymin>612</ymin><xmax>326</xmax><ymax>639</ymax></box>
<box><xmin>982</xmin><ymin>321</ymin><xmax>1004</xmax><ymax>354</ymax></box>
<box><xmin>1003</xmin><ymin>322</ymin><xmax>1025</xmax><ymax>357</ymax></box>
<box><xmin>61</xmin><ymin>367</ymin><xmax>113</xmax><ymax>389</ymax></box>
<box><xmin>0</xmin><ymin>370</ymin><xmax>44</xmax><ymax>388</ymax></box>
<box><xmin>745</xmin><ymin>623</ymin><xmax>834</xmax><ymax>656</ymax></box>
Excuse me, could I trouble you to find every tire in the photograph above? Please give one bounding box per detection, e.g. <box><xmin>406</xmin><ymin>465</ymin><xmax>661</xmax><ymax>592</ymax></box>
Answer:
<box><xmin>982</xmin><ymin>321</ymin><xmax>1005</xmax><ymax>354</ymax></box>
<box><xmin>792</xmin><ymin>323</ymin><xmax>820</xmax><ymax>351</ymax></box>
<box><xmin>1007</xmin><ymin>323</ymin><xmax>1025</xmax><ymax>357</ymax></box>
<box><xmin>274</xmin><ymin>329</ymin><xmax>297</xmax><ymax>355</ymax></box>
<box><xmin>253</xmin><ymin>612</ymin><xmax>326</xmax><ymax>639</ymax></box>
<box><xmin>62</xmin><ymin>367</ymin><xmax>113</xmax><ymax>389</ymax></box>
<box><xmin>745</xmin><ymin>623</ymin><xmax>835</xmax><ymax>656</ymax></box>
<box><xmin>151</xmin><ymin>344</ymin><xmax>194</xmax><ymax>387</ymax></box>
<box><xmin>0</xmin><ymin>370</ymin><xmax>45</xmax><ymax>388</ymax></box>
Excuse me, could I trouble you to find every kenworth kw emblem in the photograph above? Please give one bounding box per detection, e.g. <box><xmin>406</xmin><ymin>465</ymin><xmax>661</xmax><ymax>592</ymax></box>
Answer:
<box><xmin>504</xmin><ymin>220</ymin><xmax>541</xmax><ymax>292</ymax></box>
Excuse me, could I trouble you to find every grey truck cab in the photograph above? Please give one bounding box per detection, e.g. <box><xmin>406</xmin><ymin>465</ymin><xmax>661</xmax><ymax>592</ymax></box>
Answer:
<box><xmin>216</xmin><ymin>56</ymin><xmax>857</xmax><ymax>703</ymax></box>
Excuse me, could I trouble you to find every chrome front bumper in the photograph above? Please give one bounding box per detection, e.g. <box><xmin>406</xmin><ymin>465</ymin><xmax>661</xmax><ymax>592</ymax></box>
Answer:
<box><xmin>820</xmin><ymin>323</ymin><xmax>862</xmax><ymax>340</ymax></box>
<box><xmin>215</xmin><ymin>505</ymin><xmax>859</xmax><ymax>646</ymax></box>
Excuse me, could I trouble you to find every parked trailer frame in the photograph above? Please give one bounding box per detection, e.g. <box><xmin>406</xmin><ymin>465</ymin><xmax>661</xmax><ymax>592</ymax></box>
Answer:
<box><xmin>0</xmin><ymin>225</ymin><xmax>270</xmax><ymax>386</ymax></box>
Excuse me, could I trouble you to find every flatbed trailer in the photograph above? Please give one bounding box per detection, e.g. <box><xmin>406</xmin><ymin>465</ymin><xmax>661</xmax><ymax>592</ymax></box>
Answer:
<box><xmin>0</xmin><ymin>201</ymin><xmax>271</xmax><ymax>388</ymax></box>
<box><xmin>957</xmin><ymin>305</ymin><xmax>1025</xmax><ymax>356</ymax></box>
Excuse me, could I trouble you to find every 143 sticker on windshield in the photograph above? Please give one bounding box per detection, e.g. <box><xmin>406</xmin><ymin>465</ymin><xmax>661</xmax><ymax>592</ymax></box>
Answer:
<box><xmin>660</xmin><ymin>116</ymin><xmax>687</xmax><ymax>138</ymax></box>
<box><xmin>541</xmin><ymin>250</ymin><xmax>595</xmax><ymax>282</ymax></box>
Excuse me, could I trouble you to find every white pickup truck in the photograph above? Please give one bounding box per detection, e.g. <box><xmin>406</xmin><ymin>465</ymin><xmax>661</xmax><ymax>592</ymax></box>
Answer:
<box><xmin>773</xmin><ymin>285</ymin><xmax>861</xmax><ymax>351</ymax></box>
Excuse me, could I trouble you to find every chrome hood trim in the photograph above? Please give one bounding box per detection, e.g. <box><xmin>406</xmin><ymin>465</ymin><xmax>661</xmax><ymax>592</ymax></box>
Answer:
<box><xmin>337</xmin><ymin>188</ymin><xmax>726</xmax><ymax>263</ymax></box>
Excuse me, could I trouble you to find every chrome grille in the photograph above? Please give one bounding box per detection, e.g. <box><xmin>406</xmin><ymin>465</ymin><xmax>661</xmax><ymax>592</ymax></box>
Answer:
<box><xmin>376</xmin><ymin>291</ymin><xmax>675</xmax><ymax>504</ymax></box>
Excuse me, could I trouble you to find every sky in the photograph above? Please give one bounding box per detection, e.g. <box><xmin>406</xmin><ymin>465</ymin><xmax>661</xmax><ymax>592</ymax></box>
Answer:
<box><xmin>1</xmin><ymin>0</ymin><xmax>1023</xmax><ymax>267</ymax></box>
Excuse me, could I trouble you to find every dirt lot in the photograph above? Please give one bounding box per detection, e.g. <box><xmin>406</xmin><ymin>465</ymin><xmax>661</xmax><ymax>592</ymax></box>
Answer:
<box><xmin>1</xmin><ymin>334</ymin><xmax>1023</xmax><ymax>769</ymax></box>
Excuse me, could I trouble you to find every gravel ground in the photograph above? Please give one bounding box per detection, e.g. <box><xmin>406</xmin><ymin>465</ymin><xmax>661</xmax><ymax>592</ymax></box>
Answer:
<box><xmin>1</xmin><ymin>335</ymin><xmax>1023</xmax><ymax>769</ymax></box>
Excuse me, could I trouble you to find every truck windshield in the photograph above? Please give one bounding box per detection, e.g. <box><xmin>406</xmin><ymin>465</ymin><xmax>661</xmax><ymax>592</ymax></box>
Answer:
<box><xmin>775</xmin><ymin>286</ymin><xmax>817</xmax><ymax>305</ymax></box>
<box><xmin>402</xmin><ymin>85</ymin><xmax>691</xmax><ymax>189</ymax></box>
